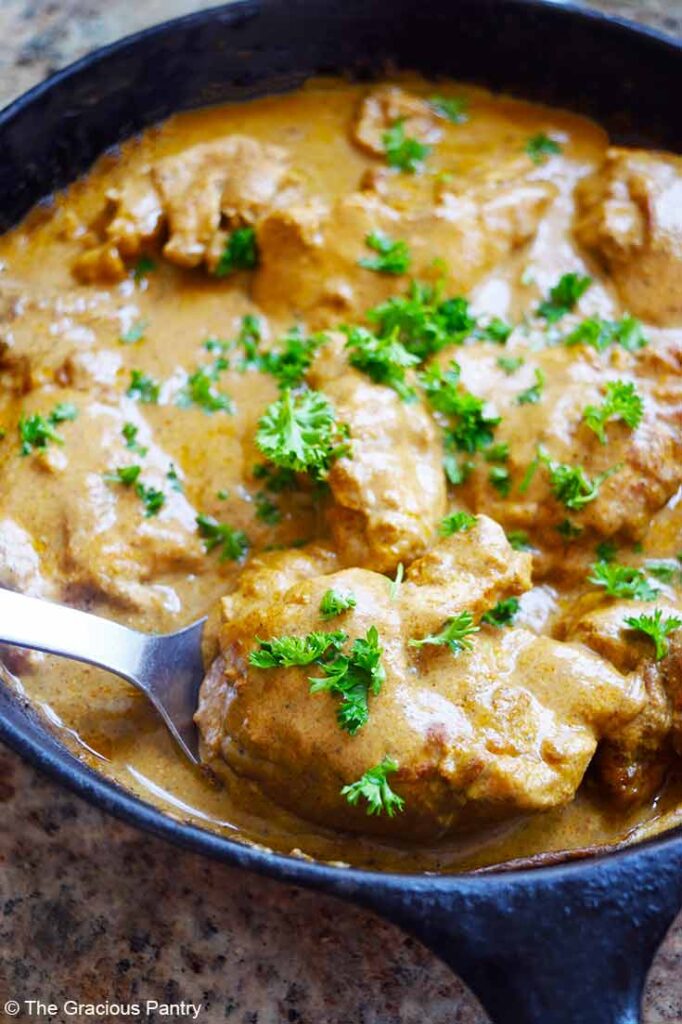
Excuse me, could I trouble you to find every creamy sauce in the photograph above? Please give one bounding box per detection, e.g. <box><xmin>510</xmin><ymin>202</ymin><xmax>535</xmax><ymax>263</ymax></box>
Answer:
<box><xmin>1</xmin><ymin>77</ymin><xmax>681</xmax><ymax>872</ymax></box>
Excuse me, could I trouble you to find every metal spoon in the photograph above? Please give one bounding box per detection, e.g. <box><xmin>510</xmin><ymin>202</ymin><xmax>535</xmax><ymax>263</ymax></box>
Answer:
<box><xmin>0</xmin><ymin>587</ymin><xmax>205</xmax><ymax>763</ymax></box>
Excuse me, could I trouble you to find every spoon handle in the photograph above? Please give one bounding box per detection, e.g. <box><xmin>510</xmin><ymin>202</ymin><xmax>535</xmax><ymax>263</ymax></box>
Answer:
<box><xmin>0</xmin><ymin>587</ymin><xmax>203</xmax><ymax>763</ymax></box>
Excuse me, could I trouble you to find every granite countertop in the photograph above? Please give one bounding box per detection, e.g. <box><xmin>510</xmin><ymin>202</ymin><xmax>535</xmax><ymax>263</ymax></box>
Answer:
<box><xmin>1</xmin><ymin>2</ymin><xmax>682</xmax><ymax>1022</ymax></box>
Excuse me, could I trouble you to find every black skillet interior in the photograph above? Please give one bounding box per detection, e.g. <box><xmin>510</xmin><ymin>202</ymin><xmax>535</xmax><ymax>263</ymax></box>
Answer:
<box><xmin>1</xmin><ymin>2</ymin><xmax>682</xmax><ymax>1022</ymax></box>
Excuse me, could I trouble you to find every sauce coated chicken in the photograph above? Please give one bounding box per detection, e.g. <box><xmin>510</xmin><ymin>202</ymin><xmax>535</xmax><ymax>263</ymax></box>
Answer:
<box><xmin>1</xmin><ymin>78</ymin><xmax>681</xmax><ymax>871</ymax></box>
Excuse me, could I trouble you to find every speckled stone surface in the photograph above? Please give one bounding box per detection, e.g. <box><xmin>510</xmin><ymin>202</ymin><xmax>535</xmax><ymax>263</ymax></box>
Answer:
<box><xmin>1</xmin><ymin>2</ymin><xmax>682</xmax><ymax>1023</ymax></box>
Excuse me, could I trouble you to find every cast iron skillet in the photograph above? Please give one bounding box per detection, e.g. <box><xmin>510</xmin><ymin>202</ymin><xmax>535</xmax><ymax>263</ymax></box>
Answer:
<box><xmin>0</xmin><ymin>1</ymin><xmax>681</xmax><ymax>1020</ymax></box>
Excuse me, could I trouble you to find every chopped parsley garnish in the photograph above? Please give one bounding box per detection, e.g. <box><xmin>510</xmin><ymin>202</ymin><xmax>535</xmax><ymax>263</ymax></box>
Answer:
<box><xmin>497</xmin><ymin>355</ymin><xmax>524</xmax><ymax>375</ymax></box>
<box><xmin>537</xmin><ymin>273</ymin><xmax>592</xmax><ymax>323</ymax></box>
<box><xmin>516</xmin><ymin>368</ymin><xmax>545</xmax><ymax>406</ymax></box>
<box><xmin>262</xmin><ymin>328</ymin><xmax>326</xmax><ymax>389</ymax></box>
<box><xmin>255</xmin><ymin>388</ymin><xmax>350</xmax><ymax>481</ymax></box>
<box><xmin>624</xmin><ymin>609</ymin><xmax>682</xmax><ymax>661</ymax></box>
<box><xmin>252</xmin><ymin>462</ymin><xmax>298</xmax><ymax>493</ymax></box>
<box><xmin>484</xmin><ymin>443</ymin><xmax>510</xmax><ymax>463</ymax></box>
<box><xmin>556</xmin><ymin>519</ymin><xmax>583</xmax><ymax>540</ymax></box>
<box><xmin>525</xmin><ymin>133</ymin><xmax>561</xmax><ymax>164</ymax></box>
<box><xmin>409</xmin><ymin>610</ymin><xmax>479</xmax><ymax>655</ymax></box>
<box><xmin>440</xmin><ymin>510</ymin><xmax>477</xmax><ymax>536</ymax></box>
<box><xmin>481</xmin><ymin>597</ymin><xmax>520</xmax><ymax>627</ymax></box>
<box><xmin>214</xmin><ymin>226</ymin><xmax>259</xmax><ymax>277</ymax></box>
<box><xmin>132</xmin><ymin>256</ymin><xmax>156</xmax><ymax>283</ymax></box>
<box><xmin>588</xmin><ymin>561</ymin><xmax>658</xmax><ymax>601</ymax></box>
<box><xmin>166</xmin><ymin>464</ymin><xmax>183</xmax><ymax>492</ymax></box>
<box><xmin>230</xmin><ymin>314</ymin><xmax>261</xmax><ymax>370</ymax></box>
<box><xmin>136</xmin><ymin>482</ymin><xmax>166</xmax><ymax>518</ymax></box>
<box><xmin>368</xmin><ymin>283</ymin><xmax>476</xmax><ymax>360</ymax></box>
<box><xmin>645</xmin><ymin>561</ymin><xmax>679</xmax><ymax>584</ymax></box>
<box><xmin>103</xmin><ymin>464</ymin><xmax>142</xmax><ymax>486</ymax></box>
<box><xmin>359</xmin><ymin>232</ymin><xmax>411</xmax><ymax>275</ymax></box>
<box><xmin>443</xmin><ymin>454</ymin><xmax>474</xmax><ymax>487</ymax></box>
<box><xmin>421</xmin><ymin>361</ymin><xmax>500</xmax><ymax>453</ymax></box>
<box><xmin>250</xmin><ymin>630</ymin><xmax>347</xmax><ymax>668</ymax></box>
<box><xmin>507</xmin><ymin>530</ymin><xmax>532</xmax><ymax>551</ymax></box>
<box><xmin>522</xmin><ymin>446</ymin><xmax>619</xmax><ymax>510</ymax></box>
<box><xmin>583</xmin><ymin>380</ymin><xmax>643</xmax><ymax>443</ymax></box>
<box><xmin>382</xmin><ymin>119</ymin><xmax>430</xmax><ymax>172</ymax></box>
<box><xmin>309</xmin><ymin>626</ymin><xmax>386</xmax><ymax>735</ymax></box>
<box><xmin>320</xmin><ymin>589</ymin><xmax>357</xmax><ymax>620</ymax></box>
<box><xmin>253</xmin><ymin>491</ymin><xmax>280</xmax><ymax>525</ymax></box>
<box><xmin>120</xmin><ymin>320</ymin><xmax>148</xmax><ymax>345</ymax></box>
<box><xmin>596</xmin><ymin>541</ymin><xmax>617</xmax><ymax>563</ymax></box>
<box><xmin>344</xmin><ymin>326</ymin><xmax>419</xmax><ymax>402</ymax></box>
<box><xmin>429</xmin><ymin>95</ymin><xmax>469</xmax><ymax>124</ymax></box>
<box><xmin>196</xmin><ymin>514</ymin><xmax>249</xmax><ymax>561</ymax></box>
<box><xmin>341</xmin><ymin>756</ymin><xmax>404</xmax><ymax>818</ymax></box>
<box><xmin>18</xmin><ymin>402</ymin><xmax>78</xmax><ymax>456</ymax></box>
<box><xmin>122</xmin><ymin>422</ymin><xmax>148</xmax><ymax>456</ymax></box>
<box><xmin>476</xmin><ymin>318</ymin><xmax>513</xmax><ymax>345</ymax></box>
<box><xmin>565</xmin><ymin>314</ymin><xmax>647</xmax><ymax>353</ymax></box>
<box><xmin>177</xmin><ymin>366</ymin><xmax>234</xmax><ymax>414</ymax></box>
<box><xmin>126</xmin><ymin>370</ymin><xmax>160</xmax><ymax>404</ymax></box>
<box><xmin>489</xmin><ymin>466</ymin><xmax>512</xmax><ymax>496</ymax></box>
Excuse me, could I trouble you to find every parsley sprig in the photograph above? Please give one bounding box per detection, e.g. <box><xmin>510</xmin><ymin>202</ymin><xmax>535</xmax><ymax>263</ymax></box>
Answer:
<box><xmin>409</xmin><ymin>610</ymin><xmax>479</xmax><ymax>655</ymax></box>
<box><xmin>588</xmin><ymin>561</ymin><xmax>658</xmax><ymax>601</ymax></box>
<box><xmin>565</xmin><ymin>315</ymin><xmax>647</xmax><ymax>353</ymax></box>
<box><xmin>429</xmin><ymin>94</ymin><xmax>468</xmax><ymax>124</ymax></box>
<box><xmin>127</xmin><ymin>370</ymin><xmax>160</xmax><ymax>404</ymax></box>
<box><xmin>516</xmin><ymin>368</ymin><xmax>545</xmax><ymax>406</ymax></box>
<box><xmin>440</xmin><ymin>511</ymin><xmax>477</xmax><ymax>536</ymax></box>
<box><xmin>583</xmin><ymin>380</ymin><xmax>643</xmax><ymax>444</ymax></box>
<box><xmin>341</xmin><ymin>756</ymin><xmax>405</xmax><ymax>818</ymax></box>
<box><xmin>320</xmin><ymin>589</ymin><xmax>357</xmax><ymax>620</ymax></box>
<box><xmin>525</xmin><ymin>133</ymin><xmax>561</xmax><ymax>164</ymax></box>
<box><xmin>256</xmin><ymin>388</ymin><xmax>350</xmax><ymax>481</ymax></box>
<box><xmin>196</xmin><ymin>514</ymin><xmax>249</xmax><ymax>561</ymax></box>
<box><xmin>421</xmin><ymin>361</ymin><xmax>500</xmax><ymax>453</ymax></box>
<box><xmin>522</xmin><ymin>446</ymin><xmax>619</xmax><ymax>510</ymax></box>
<box><xmin>214</xmin><ymin>227</ymin><xmax>259</xmax><ymax>277</ymax></box>
<box><xmin>178</xmin><ymin>365</ymin><xmax>234</xmax><ymax>414</ymax></box>
<box><xmin>344</xmin><ymin>326</ymin><xmax>419</xmax><ymax>402</ymax></box>
<box><xmin>382</xmin><ymin>119</ymin><xmax>430</xmax><ymax>172</ymax></box>
<box><xmin>481</xmin><ymin>597</ymin><xmax>520</xmax><ymax>627</ymax></box>
<box><xmin>367</xmin><ymin>283</ymin><xmax>476</xmax><ymax>360</ymax></box>
<box><xmin>19</xmin><ymin>402</ymin><xmax>78</xmax><ymax>456</ymax></box>
<box><xmin>624</xmin><ymin>609</ymin><xmax>682</xmax><ymax>661</ymax></box>
<box><xmin>537</xmin><ymin>273</ymin><xmax>592</xmax><ymax>323</ymax></box>
<box><xmin>359</xmin><ymin>232</ymin><xmax>411</xmax><ymax>275</ymax></box>
<box><xmin>250</xmin><ymin>630</ymin><xmax>347</xmax><ymax>668</ymax></box>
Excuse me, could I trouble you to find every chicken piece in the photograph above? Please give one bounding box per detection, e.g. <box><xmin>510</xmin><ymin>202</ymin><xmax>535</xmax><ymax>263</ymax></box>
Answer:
<box><xmin>561</xmin><ymin>596</ymin><xmax>682</xmax><ymax>806</ymax></box>
<box><xmin>0</xmin><ymin>518</ymin><xmax>54</xmax><ymax>598</ymax></box>
<box><xmin>452</xmin><ymin>341</ymin><xmax>682</xmax><ymax>560</ymax></box>
<box><xmin>254</xmin><ymin>173</ymin><xmax>554</xmax><ymax>326</ymax></box>
<box><xmin>575</xmin><ymin>147</ymin><xmax>682</xmax><ymax>326</ymax></box>
<box><xmin>308</xmin><ymin>336</ymin><xmax>446</xmax><ymax>572</ymax></box>
<box><xmin>0</xmin><ymin>391</ymin><xmax>203</xmax><ymax>622</ymax></box>
<box><xmin>72</xmin><ymin>136</ymin><xmax>295</xmax><ymax>280</ymax></box>
<box><xmin>352</xmin><ymin>86</ymin><xmax>443</xmax><ymax>156</ymax></box>
<box><xmin>196</xmin><ymin>527</ymin><xmax>643</xmax><ymax>838</ymax></box>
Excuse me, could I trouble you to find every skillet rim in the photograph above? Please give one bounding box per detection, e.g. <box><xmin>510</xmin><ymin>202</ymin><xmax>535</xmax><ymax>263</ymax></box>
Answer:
<box><xmin>0</xmin><ymin>0</ymin><xmax>681</xmax><ymax>889</ymax></box>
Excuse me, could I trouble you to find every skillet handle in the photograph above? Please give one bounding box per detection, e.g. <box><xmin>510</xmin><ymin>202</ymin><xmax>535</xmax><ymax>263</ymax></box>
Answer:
<box><xmin>354</xmin><ymin>842</ymin><xmax>682</xmax><ymax>1024</ymax></box>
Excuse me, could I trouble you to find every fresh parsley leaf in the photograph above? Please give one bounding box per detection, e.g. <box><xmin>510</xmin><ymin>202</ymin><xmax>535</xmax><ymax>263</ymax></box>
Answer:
<box><xmin>476</xmin><ymin>318</ymin><xmax>513</xmax><ymax>345</ymax></box>
<box><xmin>421</xmin><ymin>361</ymin><xmax>500</xmax><ymax>453</ymax></box>
<box><xmin>484</xmin><ymin>443</ymin><xmax>509</xmax><ymax>463</ymax></box>
<box><xmin>177</xmin><ymin>366</ymin><xmax>234</xmax><ymax>414</ymax></box>
<box><xmin>344</xmin><ymin>325</ymin><xmax>419</xmax><ymax>402</ymax></box>
<box><xmin>120</xmin><ymin>319</ymin><xmax>148</xmax><ymax>345</ymax></box>
<box><xmin>624</xmin><ymin>609</ymin><xmax>682</xmax><ymax>661</ymax></box>
<box><xmin>583</xmin><ymin>380</ymin><xmax>643</xmax><ymax>443</ymax></box>
<box><xmin>309</xmin><ymin>626</ymin><xmax>386</xmax><ymax>735</ymax></box>
<box><xmin>524</xmin><ymin>446</ymin><xmax>619</xmax><ymax>510</ymax></box>
<box><xmin>440</xmin><ymin>511</ymin><xmax>477</xmax><ymax>536</ymax></box>
<box><xmin>262</xmin><ymin>328</ymin><xmax>326</xmax><ymax>389</ymax></box>
<box><xmin>588</xmin><ymin>561</ymin><xmax>658</xmax><ymax>601</ymax></box>
<box><xmin>429</xmin><ymin>95</ymin><xmax>468</xmax><ymax>124</ymax></box>
<box><xmin>214</xmin><ymin>227</ymin><xmax>259</xmax><ymax>277</ymax></box>
<box><xmin>135</xmin><ymin>482</ymin><xmax>166</xmax><ymax>518</ymax></box>
<box><xmin>367</xmin><ymin>283</ymin><xmax>476</xmax><ymax>360</ymax></box>
<box><xmin>443</xmin><ymin>453</ymin><xmax>475</xmax><ymax>487</ymax></box>
<box><xmin>645</xmin><ymin>561</ymin><xmax>679</xmax><ymax>584</ymax></box>
<box><xmin>122</xmin><ymin>422</ymin><xmax>148</xmax><ymax>456</ymax></box>
<box><xmin>320</xmin><ymin>589</ymin><xmax>357</xmax><ymax>621</ymax></box>
<box><xmin>359</xmin><ymin>232</ymin><xmax>411</xmax><ymax>275</ymax></box>
<box><xmin>18</xmin><ymin>402</ymin><xmax>78</xmax><ymax>456</ymax></box>
<box><xmin>565</xmin><ymin>315</ymin><xmax>647</xmax><ymax>353</ymax></box>
<box><xmin>507</xmin><ymin>530</ymin><xmax>532</xmax><ymax>551</ymax></box>
<box><xmin>382</xmin><ymin>119</ymin><xmax>430</xmax><ymax>172</ymax></box>
<box><xmin>409</xmin><ymin>610</ymin><xmax>479</xmax><ymax>655</ymax></box>
<box><xmin>525</xmin><ymin>133</ymin><xmax>561</xmax><ymax>164</ymax></box>
<box><xmin>516</xmin><ymin>368</ymin><xmax>545</xmax><ymax>406</ymax></box>
<box><xmin>537</xmin><ymin>273</ymin><xmax>592</xmax><ymax>323</ymax></box>
<box><xmin>489</xmin><ymin>465</ymin><xmax>512</xmax><ymax>496</ymax></box>
<box><xmin>596</xmin><ymin>541</ymin><xmax>617</xmax><ymax>564</ymax></box>
<box><xmin>341</xmin><ymin>756</ymin><xmax>405</xmax><ymax>817</ymax></box>
<box><xmin>254</xmin><ymin>491</ymin><xmax>281</xmax><ymax>525</ymax></box>
<box><xmin>127</xmin><ymin>370</ymin><xmax>160</xmax><ymax>404</ymax></box>
<box><xmin>556</xmin><ymin>519</ymin><xmax>583</xmax><ymax>540</ymax></box>
<box><xmin>250</xmin><ymin>630</ymin><xmax>347</xmax><ymax>668</ymax></box>
<box><xmin>196</xmin><ymin>514</ymin><xmax>249</xmax><ymax>561</ymax></box>
<box><xmin>132</xmin><ymin>256</ymin><xmax>156</xmax><ymax>283</ymax></box>
<box><xmin>252</xmin><ymin>462</ymin><xmax>298</xmax><ymax>493</ymax></box>
<box><xmin>481</xmin><ymin>597</ymin><xmax>520</xmax><ymax>627</ymax></box>
<box><xmin>497</xmin><ymin>355</ymin><xmax>524</xmax><ymax>375</ymax></box>
<box><xmin>256</xmin><ymin>388</ymin><xmax>349</xmax><ymax>481</ymax></box>
<box><xmin>103</xmin><ymin>464</ymin><xmax>142</xmax><ymax>486</ymax></box>
<box><xmin>166</xmin><ymin>464</ymin><xmax>183</xmax><ymax>492</ymax></box>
